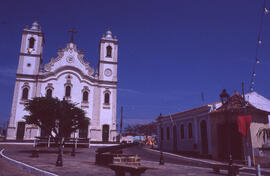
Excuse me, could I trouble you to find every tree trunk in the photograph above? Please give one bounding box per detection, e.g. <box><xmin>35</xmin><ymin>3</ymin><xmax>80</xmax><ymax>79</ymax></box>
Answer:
<box><xmin>56</xmin><ymin>137</ymin><xmax>64</xmax><ymax>166</ymax></box>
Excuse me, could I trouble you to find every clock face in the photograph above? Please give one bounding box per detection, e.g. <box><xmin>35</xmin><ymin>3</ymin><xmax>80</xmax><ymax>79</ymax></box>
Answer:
<box><xmin>104</xmin><ymin>69</ymin><xmax>112</xmax><ymax>77</ymax></box>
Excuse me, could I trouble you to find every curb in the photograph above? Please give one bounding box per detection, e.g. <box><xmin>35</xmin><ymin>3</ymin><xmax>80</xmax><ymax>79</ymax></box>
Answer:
<box><xmin>144</xmin><ymin>148</ymin><xmax>218</xmax><ymax>165</ymax></box>
<box><xmin>0</xmin><ymin>142</ymin><xmax>118</xmax><ymax>147</ymax></box>
<box><xmin>0</xmin><ymin>149</ymin><xmax>58</xmax><ymax>176</ymax></box>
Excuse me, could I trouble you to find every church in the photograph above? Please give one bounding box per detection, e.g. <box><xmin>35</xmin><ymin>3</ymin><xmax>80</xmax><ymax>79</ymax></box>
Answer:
<box><xmin>6</xmin><ymin>21</ymin><xmax>118</xmax><ymax>142</ymax></box>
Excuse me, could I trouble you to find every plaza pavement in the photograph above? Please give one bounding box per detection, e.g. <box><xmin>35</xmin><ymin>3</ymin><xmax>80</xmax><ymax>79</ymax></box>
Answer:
<box><xmin>0</xmin><ymin>144</ymin><xmax>265</xmax><ymax>176</ymax></box>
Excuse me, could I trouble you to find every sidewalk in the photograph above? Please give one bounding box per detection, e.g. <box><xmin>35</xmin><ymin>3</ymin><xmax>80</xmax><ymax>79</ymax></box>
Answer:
<box><xmin>0</xmin><ymin>155</ymin><xmax>34</xmax><ymax>176</ymax></box>
<box><xmin>0</xmin><ymin>144</ymin><xmax>266</xmax><ymax>176</ymax></box>
<box><xmin>145</xmin><ymin>147</ymin><xmax>270</xmax><ymax>175</ymax></box>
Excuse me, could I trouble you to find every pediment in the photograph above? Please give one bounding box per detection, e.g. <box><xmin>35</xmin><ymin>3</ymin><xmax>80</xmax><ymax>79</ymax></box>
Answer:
<box><xmin>44</xmin><ymin>42</ymin><xmax>95</xmax><ymax>77</ymax></box>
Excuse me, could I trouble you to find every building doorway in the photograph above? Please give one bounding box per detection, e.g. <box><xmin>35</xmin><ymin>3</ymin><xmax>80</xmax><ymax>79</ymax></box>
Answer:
<box><xmin>217</xmin><ymin>123</ymin><xmax>243</xmax><ymax>160</ymax></box>
<box><xmin>102</xmin><ymin>125</ymin><xmax>109</xmax><ymax>142</ymax></box>
<box><xmin>173</xmin><ymin>125</ymin><xmax>177</xmax><ymax>152</ymax></box>
<box><xmin>200</xmin><ymin>120</ymin><xmax>208</xmax><ymax>154</ymax></box>
<box><xmin>16</xmin><ymin>122</ymin><xmax>25</xmax><ymax>140</ymax></box>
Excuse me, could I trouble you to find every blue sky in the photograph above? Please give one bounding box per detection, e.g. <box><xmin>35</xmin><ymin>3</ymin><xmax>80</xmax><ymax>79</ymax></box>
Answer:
<box><xmin>0</xmin><ymin>0</ymin><xmax>270</xmax><ymax>126</ymax></box>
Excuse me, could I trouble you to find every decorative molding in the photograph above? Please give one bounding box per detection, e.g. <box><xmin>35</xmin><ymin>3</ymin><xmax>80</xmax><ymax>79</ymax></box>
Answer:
<box><xmin>100</xmin><ymin>60</ymin><xmax>118</xmax><ymax>65</ymax></box>
<box><xmin>22</xmin><ymin>82</ymin><xmax>30</xmax><ymax>89</ymax></box>
<box><xmin>22</xmin><ymin>30</ymin><xmax>44</xmax><ymax>36</ymax></box>
<box><xmin>16</xmin><ymin>68</ymin><xmax>118</xmax><ymax>85</ymax></box>
<box><xmin>19</xmin><ymin>53</ymin><xmax>41</xmax><ymax>57</ymax></box>
<box><xmin>77</xmin><ymin>52</ymin><xmax>95</xmax><ymax>76</ymax></box>
<box><xmin>81</xmin><ymin>102</ymin><xmax>89</xmax><ymax>108</ymax></box>
<box><xmin>44</xmin><ymin>49</ymin><xmax>64</xmax><ymax>71</ymax></box>
<box><xmin>64</xmin><ymin>81</ymin><xmax>73</xmax><ymax>87</ymax></box>
<box><xmin>100</xmin><ymin>39</ymin><xmax>118</xmax><ymax>44</ymax></box>
<box><xmin>103</xmin><ymin>105</ymin><xmax>110</xmax><ymax>109</ymax></box>
<box><xmin>19</xmin><ymin>99</ymin><xmax>29</xmax><ymax>104</ymax></box>
<box><xmin>44</xmin><ymin>43</ymin><xmax>95</xmax><ymax>76</ymax></box>
<box><xmin>81</xmin><ymin>86</ymin><xmax>90</xmax><ymax>93</ymax></box>
<box><xmin>45</xmin><ymin>83</ymin><xmax>54</xmax><ymax>90</ymax></box>
<box><xmin>104</xmin><ymin>68</ymin><xmax>112</xmax><ymax>77</ymax></box>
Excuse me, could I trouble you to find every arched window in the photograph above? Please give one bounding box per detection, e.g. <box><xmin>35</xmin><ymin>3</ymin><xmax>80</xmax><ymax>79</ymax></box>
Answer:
<box><xmin>29</xmin><ymin>37</ymin><xmax>35</xmax><ymax>49</ymax></box>
<box><xmin>83</xmin><ymin>91</ymin><xmax>88</xmax><ymax>102</ymax></box>
<box><xmin>188</xmin><ymin>123</ymin><xmax>193</xmax><ymax>138</ymax></box>
<box><xmin>166</xmin><ymin>127</ymin><xmax>170</xmax><ymax>140</ymax></box>
<box><xmin>106</xmin><ymin>45</ymin><xmax>112</xmax><ymax>57</ymax></box>
<box><xmin>181</xmin><ymin>124</ymin><xmax>184</xmax><ymax>139</ymax></box>
<box><xmin>22</xmin><ymin>88</ymin><xmax>29</xmax><ymax>100</ymax></box>
<box><xmin>65</xmin><ymin>86</ymin><xmax>71</xmax><ymax>97</ymax></box>
<box><xmin>104</xmin><ymin>92</ymin><xmax>110</xmax><ymax>104</ymax></box>
<box><xmin>46</xmin><ymin>89</ymin><xmax>52</xmax><ymax>98</ymax></box>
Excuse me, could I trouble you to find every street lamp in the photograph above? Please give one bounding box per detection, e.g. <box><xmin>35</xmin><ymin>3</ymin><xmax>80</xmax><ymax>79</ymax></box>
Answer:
<box><xmin>159</xmin><ymin>113</ymin><xmax>164</xmax><ymax>165</ymax></box>
<box><xmin>220</xmin><ymin>89</ymin><xmax>229</xmax><ymax>105</ymax></box>
<box><xmin>71</xmin><ymin>115</ymin><xmax>78</xmax><ymax>156</ymax></box>
<box><xmin>219</xmin><ymin>89</ymin><xmax>235</xmax><ymax>176</ymax></box>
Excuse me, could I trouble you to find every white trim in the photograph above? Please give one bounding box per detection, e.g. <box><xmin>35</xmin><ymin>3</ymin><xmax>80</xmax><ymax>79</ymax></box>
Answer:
<box><xmin>144</xmin><ymin>148</ymin><xmax>220</xmax><ymax>165</ymax></box>
<box><xmin>0</xmin><ymin>149</ymin><xmax>58</xmax><ymax>176</ymax></box>
<box><xmin>89</xmin><ymin>143</ymin><xmax>118</xmax><ymax>147</ymax></box>
<box><xmin>0</xmin><ymin>142</ymin><xmax>33</xmax><ymax>145</ymax></box>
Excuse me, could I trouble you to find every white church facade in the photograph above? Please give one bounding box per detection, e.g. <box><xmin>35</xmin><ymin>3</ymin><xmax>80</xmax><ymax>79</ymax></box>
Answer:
<box><xmin>7</xmin><ymin>21</ymin><xmax>118</xmax><ymax>142</ymax></box>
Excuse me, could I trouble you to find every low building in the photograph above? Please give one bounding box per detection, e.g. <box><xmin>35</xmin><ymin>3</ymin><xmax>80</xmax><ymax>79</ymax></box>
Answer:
<box><xmin>156</xmin><ymin>91</ymin><xmax>270</xmax><ymax>163</ymax></box>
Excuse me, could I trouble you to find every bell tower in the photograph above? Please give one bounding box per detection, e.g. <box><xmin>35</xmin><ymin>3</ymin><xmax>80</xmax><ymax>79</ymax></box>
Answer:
<box><xmin>98</xmin><ymin>30</ymin><xmax>118</xmax><ymax>82</ymax></box>
<box><xmin>17</xmin><ymin>21</ymin><xmax>44</xmax><ymax>75</ymax></box>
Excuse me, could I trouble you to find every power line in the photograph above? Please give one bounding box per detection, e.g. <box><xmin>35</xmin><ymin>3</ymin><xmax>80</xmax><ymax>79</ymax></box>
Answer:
<box><xmin>250</xmin><ymin>0</ymin><xmax>269</xmax><ymax>91</ymax></box>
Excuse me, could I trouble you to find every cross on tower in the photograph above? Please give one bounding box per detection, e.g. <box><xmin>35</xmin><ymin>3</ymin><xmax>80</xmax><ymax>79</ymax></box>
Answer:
<box><xmin>68</xmin><ymin>28</ymin><xmax>77</xmax><ymax>43</ymax></box>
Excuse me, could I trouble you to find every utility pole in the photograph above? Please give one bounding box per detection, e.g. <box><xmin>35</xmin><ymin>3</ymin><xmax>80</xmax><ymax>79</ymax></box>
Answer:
<box><xmin>201</xmin><ymin>91</ymin><xmax>205</xmax><ymax>105</ymax></box>
<box><xmin>242</xmin><ymin>82</ymin><xmax>252</xmax><ymax>167</ymax></box>
<box><xmin>120</xmin><ymin>106</ymin><xmax>123</xmax><ymax>142</ymax></box>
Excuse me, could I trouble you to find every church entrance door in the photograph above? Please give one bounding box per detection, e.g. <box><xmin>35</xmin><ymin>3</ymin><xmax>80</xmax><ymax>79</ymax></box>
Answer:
<box><xmin>16</xmin><ymin>122</ymin><xmax>25</xmax><ymax>140</ymax></box>
<box><xmin>102</xmin><ymin>125</ymin><xmax>109</xmax><ymax>142</ymax></box>
<box><xmin>200</xmin><ymin>120</ymin><xmax>208</xmax><ymax>154</ymax></box>
<box><xmin>79</xmin><ymin>125</ymin><xmax>88</xmax><ymax>138</ymax></box>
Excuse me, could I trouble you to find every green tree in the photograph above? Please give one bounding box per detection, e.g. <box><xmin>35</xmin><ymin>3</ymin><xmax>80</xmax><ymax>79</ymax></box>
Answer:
<box><xmin>124</xmin><ymin>122</ymin><xmax>157</xmax><ymax>136</ymax></box>
<box><xmin>23</xmin><ymin>96</ymin><xmax>89</xmax><ymax>166</ymax></box>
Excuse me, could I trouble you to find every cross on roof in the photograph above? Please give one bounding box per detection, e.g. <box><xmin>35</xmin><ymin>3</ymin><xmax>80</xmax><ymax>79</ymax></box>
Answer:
<box><xmin>68</xmin><ymin>28</ymin><xmax>77</xmax><ymax>43</ymax></box>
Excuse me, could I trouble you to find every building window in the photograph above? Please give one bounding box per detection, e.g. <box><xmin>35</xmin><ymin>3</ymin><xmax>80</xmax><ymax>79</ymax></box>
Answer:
<box><xmin>188</xmin><ymin>123</ymin><xmax>193</xmax><ymax>139</ymax></box>
<box><xmin>106</xmin><ymin>45</ymin><xmax>112</xmax><ymax>57</ymax></box>
<box><xmin>160</xmin><ymin>127</ymin><xmax>164</xmax><ymax>141</ymax></box>
<box><xmin>46</xmin><ymin>89</ymin><xmax>52</xmax><ymax>98</ymax></box>
<box><xmin>29</xmin><ymin>37</ymin><xmax>35</xmax><ymax>48</ymax></box>
<box><xmin>104</xmin><ymin>92</ymin><xmax>110</xmax><ymax>105</ymax></box>
<box><xmin>83</xmin><ymin>91</ymin><xmax>88</xmax><ymax>102</ymax></box>
<box><xmin>181</xmin><ymin>124</ymin><xmax>184</xmax><ymax>139</ymax></box>
<box><xmin>166</xmin><ymin>127</ymin><xmax>170</xmax><ymax>140</ymax></box>
<box><xmin>22</xmin><ymin>88</ymin><xmax>29</xmax><ymax>100</ymax></box>
<box><xmin>65</xmin><ymin>86</ymin><xmax>71</xmax><ymax>97</ymax></box>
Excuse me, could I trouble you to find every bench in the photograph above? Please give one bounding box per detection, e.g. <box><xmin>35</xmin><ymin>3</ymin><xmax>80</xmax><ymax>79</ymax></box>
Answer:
<box><xmin>110</xmin><ymin>164</ymin><xmax>148</xmax><ymax>176</ymax></box>
<box><xmin>95</xmin><ymin>143</ymin><xmax>137</xmax><ymax>165</ymax></box>
<box><xmin>109</xmin><ymin>155</ymin><xmax>148</xmax><ymax>176</ymax></box>
<box><xmin>211</xmin><ymin>163</ymin><xmax>242</xmax><ymax>175</ymax></box>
